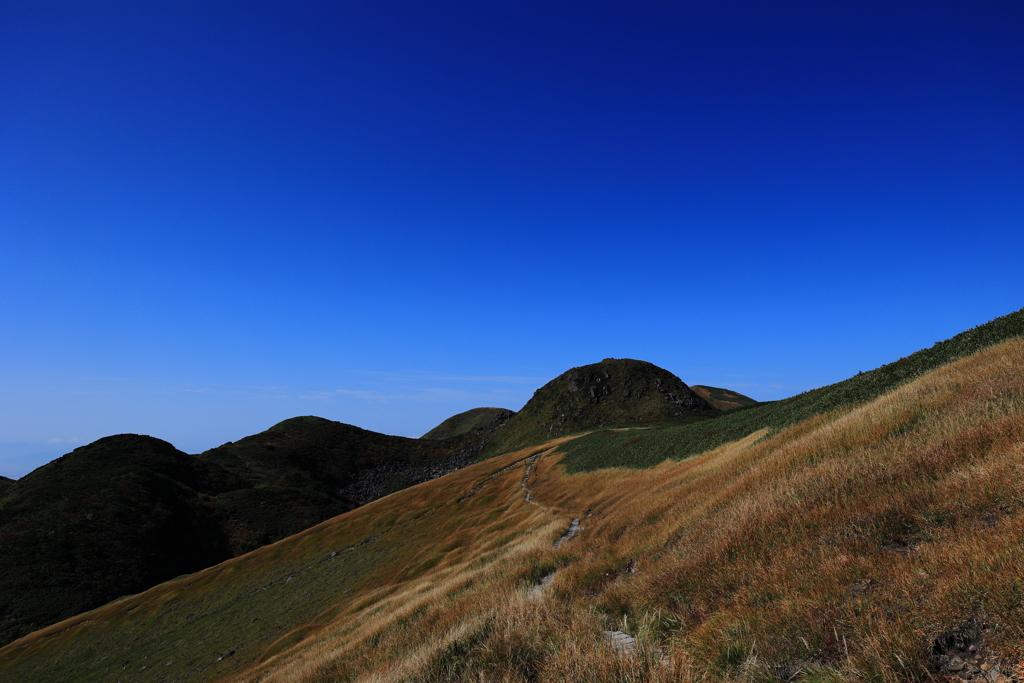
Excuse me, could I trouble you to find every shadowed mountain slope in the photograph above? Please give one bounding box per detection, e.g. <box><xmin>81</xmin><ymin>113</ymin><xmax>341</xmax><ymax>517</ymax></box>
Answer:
<box><xmin>197</xmin><ymin>415</ymin><xmax>505</xmax><ymax>550</ymax></box>
<box><xmin>481</xmin><ymin>358</ymin><xmax>715</xmax><ymax>458</ymax></box>
<box><xmin>4</xmin><ymin>308</ymin><xmax>1023</xmax><ymax>676</ymax></box>
<box><xmin>3</xmin><ymin>334</ymin><xmax>1024</xmax><ymax>682</ymax></box>
<box><xmin>689</xmin><ymin>385</ymin><xmax>759</xmax><ymax>411</ymax></box>
<box><xmin>0</xmin><ymin>435</ymin><xmax>237</xmax><ymax>646</ymax></box>
<box><xmin>0</xmin><ymin>476</ymin><xmax>14</xmax><ymax>496</ymax></box>
<box><xmin>0</xmin><ymin>417</ymin><xmax>497</xmax><ymax>647</ymax></box>
<box><xmin>421</xmin><ymin>407</ymin><xmax>514</xmax><ymax>440</ymax></box>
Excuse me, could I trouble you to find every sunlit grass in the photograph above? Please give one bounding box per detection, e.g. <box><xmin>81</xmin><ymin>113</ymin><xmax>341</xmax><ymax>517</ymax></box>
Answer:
<box><xmin>558</xmin><ymin>307</ymin><xmax>1024</xmax><ymax>472</ymax></box>
<box><xmin>3</xmin><ymin>339</ymin><xmax>1024</xmax><ymax>682</ymax></box>
<box><xmin>232</xmin><ymin>338</ymin><xmax>1024</xmax><ymax>682</ymax></box>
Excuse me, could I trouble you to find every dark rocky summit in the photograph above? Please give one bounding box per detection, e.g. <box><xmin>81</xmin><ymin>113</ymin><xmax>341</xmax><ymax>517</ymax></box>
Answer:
<box><xmin>482</xmin><ymin>358</ymin><xmax>715</xmax><ymax>457</ymax></box>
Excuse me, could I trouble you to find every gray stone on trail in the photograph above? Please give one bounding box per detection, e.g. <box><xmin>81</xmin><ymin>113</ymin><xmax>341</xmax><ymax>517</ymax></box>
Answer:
<box><xmin>554</xmin><ymin>519</ymin><xmax>582</xmax><ymax>548</ymax></box>
<box><xmin>527</xmin><ymin>573</ymin><xmax>555</xmax><ymax>600</ymax></box>
<box><xmin>602</xmin><ymin>630</ymin><xmax>636</xmax><ymax>654</ymax></box>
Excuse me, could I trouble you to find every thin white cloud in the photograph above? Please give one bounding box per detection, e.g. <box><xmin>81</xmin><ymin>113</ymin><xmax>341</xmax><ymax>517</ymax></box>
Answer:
<box><xmin>150</xmin><ymin>383</ymin><xmax>219</xmax><ymax>395</ymax></box>
<box><xmin>354</xmin><ymin>370</ymin><xmax>546</xmax><ymax>384</ymax></box>
<box><xmin>334</xmin><ymin>388</ymin><xmax>432</xmax><ymax>402</ymax></box>
<box><xmin>333</xmin><ymin>386</ymin><xmax>525</xmax><ymax>404</ymax></box>
<box><xmin>298</xmin><ymin>391</ymin><xmax>334</xmax><ymax>400</ymax></box>
<box><xmin>76</xmin><ymin>376</ymin><xmax>142</xmax><ymax>382</ymax></box>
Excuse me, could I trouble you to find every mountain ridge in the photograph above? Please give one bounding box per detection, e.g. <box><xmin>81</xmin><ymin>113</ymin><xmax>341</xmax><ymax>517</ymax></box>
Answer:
<box><xmin>3</xmin><ymin>306</ymin><xmax>1024</xmax><ymax>662</ymax></box>
<box><xmin>689</xmin><ymin>385</ymin><xmax>759</xmax><ymax>411</ymax></box>
<box><xmin>421</xmin><ymin>407</ymin><xmax>514</xmax><ymax>440</ymax></box>
<box><xmin>4</xmin><ymin>325</ymin><xmax>1024</xmax><ymax>682</ymax></box>
<box><xmin>0</xmin><ymin>418</ymin><xmax>497</xmax><ymax>646</ymax></box>
<box><xmin>480</xmin><ymin>357</ymin><xmax>716</xmax><ymax>458</ymax></box>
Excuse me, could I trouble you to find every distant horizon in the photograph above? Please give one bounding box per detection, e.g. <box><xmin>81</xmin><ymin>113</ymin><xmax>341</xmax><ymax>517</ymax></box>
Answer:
<box><xmin>3</xmin><ymin>2</ymin><xmax>1021</xmax><ymax>479</ymax></box>
<box><xmin>0</xmin><ymin>354</ymin><xmax>773</xmax><ymax>478</ymax></box>
<box><xmin>4</xmin><ymin>304</ymin><xmax>1022</xmax><ymax>479</ymax></box>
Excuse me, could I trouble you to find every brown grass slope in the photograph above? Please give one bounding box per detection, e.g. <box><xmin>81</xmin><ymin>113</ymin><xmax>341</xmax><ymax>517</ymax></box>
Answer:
<box><xmin>0</xmin><ymin>435</ymin><xmax>241</xmax><ymax>647</ymax></box>
<box><xmin>481</xmin><ymin>357</ymin><xmax>716</xmax><ymax>458</ymax></box>
<box><xmin>3</xmin><ymin>339</ymin><xmax>1024</xmax><ymax>682</ymax></box>
<box><xmin>0</xmin><ymin>416</ymin><xmax>494</xmax><ymax>649</ymax></box>
<box><xmin>0</xmin><ymin>440</ymin><xmax>568</xmax><ymax>683</ymax></box>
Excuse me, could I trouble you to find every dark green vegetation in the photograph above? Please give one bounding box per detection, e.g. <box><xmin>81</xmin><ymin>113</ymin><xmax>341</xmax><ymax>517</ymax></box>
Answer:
<box><xmin>0</xmin><ymin>417</ymin><xmax>495</xmax><ymax>647</ymax></box>
<box><xmin>480</xmin><ymin>358</ymin><xmax>716</xmax><ymax>458</ymax></box>
<box><xmin>559</xmin><ymin>306</ymin><xmax>1024</xmax><ymax>472</ymax></box>
<box><xmin>690</xmin><ymin>385</ymin><xmax>759</xmax><ymax>410</ymax></box>
<box><xmin>0</xmin><ymin>501</ymin><xmax>412</xmax><ymax>683</ymax></box>
<box><xmin>199</xmin><ymin>416</ymin><xmax>501</xmax><ymax>543</ymax></box>
<box><xmin>421</xmin><ymin>407</ymin><xmax>514</xmax><ymax>440</ymax></box>
<box><xmin>0</xmin><ymin>447</ymin><xmax>547</xmax><ymax>683</ymax></box>
<box><xmin>5</xmin><ymin>306</ymin><xmax>1023</xmax><ymax>664</ymax></box>
<box><xmin>3</xmin><ymin>309</ymin><xmax>1024</xmax><ymax>682</ymax></box>
<box><xmin>0</xmin><ymin>435</ymin><xmax>237</xmax><ymax>647</ymax></box>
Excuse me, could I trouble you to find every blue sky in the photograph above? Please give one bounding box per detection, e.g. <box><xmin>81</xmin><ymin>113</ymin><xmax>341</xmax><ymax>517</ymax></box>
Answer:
<box><xmin>2</xmin><ymin>1</ymin><xmax>1022</xmax><ymax>477</ymax></box>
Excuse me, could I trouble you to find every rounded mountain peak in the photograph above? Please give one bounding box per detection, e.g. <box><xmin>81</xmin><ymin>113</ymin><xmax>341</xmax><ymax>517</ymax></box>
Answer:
<box><xmin>541</xmin><ymin>358</ymin><xmax>712</xmax><ymax>417</ymax></box>
<box><xmin>482</xmin><ymin>358</ymin><xmax>714</xmax><ymax>456</ymax></box>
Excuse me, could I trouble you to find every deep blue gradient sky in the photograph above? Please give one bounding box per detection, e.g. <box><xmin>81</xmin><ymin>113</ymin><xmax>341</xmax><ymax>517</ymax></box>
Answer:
<box><xmin>2</xmin><ymin>1</ymin><xmax>1022</xmax><ymax>477</ymax></box>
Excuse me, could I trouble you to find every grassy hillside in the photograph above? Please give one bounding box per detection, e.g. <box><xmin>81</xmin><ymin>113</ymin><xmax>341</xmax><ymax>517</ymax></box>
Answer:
<box><xmin>197</xmin><ymin>416</ymin><xmax>496</xmax><ymax>551</ymax></box>
<box><xmin>481</xmin><ymin>358</ymin><xmax>715</xmax><ymax>458</ymax></box>
<box><xmin>0</xmin><ymin>477</ymin><xmax>14</xmax><ymax>496</ymax></box>
<box><xmin>0</xmin><ymin>417</ymin><xmax>493</xmax><ymax>647</ymax></box>
<box><xmin>421</xmin><ymin>407</ymin><xmax>514</xmax><ymax>440</ymax></box>
<box><xmin>689</xmin><ymin>385</ymin><xmax>759</xmax><ymax>411</ymax></box>
<box><xmin>0</xmin><ymin>440</ymin><xmax>566</xmax><ymax>683</ymax></box>
<box><xmin>558</xmin><ymin>307</ymin><xmax>1024</xmax><ymax>472</ymax></box>
<box><xmin>5</xmin><ymin>333</ymin><xmax>1024</xmax><ymax>681</ymax></box>
<box><xmin>0</xmin><ymin>435</ymin><xmax>238</xmax><ymax>647</ymax></box>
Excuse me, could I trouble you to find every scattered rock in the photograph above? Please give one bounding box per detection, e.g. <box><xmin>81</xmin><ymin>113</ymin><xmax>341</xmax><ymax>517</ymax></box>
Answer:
<box><xmin>602</xmin><ymin>630</ymin><xmax>636</xmax><ymax>654</ymax></box>
<box><xmin>340</xmin><ymin>410</ymin><xmax>513</xmax><ymax>505</ymax></box>
<box><xmin>929</xmin><ymin>619</ymin><xmax>1013</xmax><ymax>681</ymax></box>
<box><xmin>554</xmin><ymin>519</ymin><xmax>582</xmax><ymax>548</ymax></box>
<box><xmin>527</xmin><ymin>573</ymin><xmax>555</xmax><ymax>600</ymax></box>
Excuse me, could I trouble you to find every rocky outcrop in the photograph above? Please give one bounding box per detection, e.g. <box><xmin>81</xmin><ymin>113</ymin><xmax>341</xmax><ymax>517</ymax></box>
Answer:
<box><xmin>339</xmin><ymin>409</ymin><xmax>513</xmax><ymax>504</ymax></box>
<box><xmin>482</xmin><ymin>358</ymin><xmax>715</xmax><ymax>457</ymax></box>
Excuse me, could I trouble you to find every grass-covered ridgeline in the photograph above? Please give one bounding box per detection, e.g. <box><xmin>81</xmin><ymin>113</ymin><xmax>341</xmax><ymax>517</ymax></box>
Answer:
<box><xmin>4</xmin><ymin>338</ymin><xmax>1024</xmax><ymax>682</ymax></box>
<box><xmin>689</xmin><ymin>385</ymin><xmax>759</xmax><ymax>410</ymax></box>
<box><xmin>479</xmin><ymin>358</ymin><xmax>715</xmax><ymax>459</ymax></box>
<box><xmin>558</xmin><ymin>306</ymin><xmax>1024</xmax><ymax>472</ymax></box>
<box><xmin>0</xmin><ymin>443</ymin><xmax>561</xmax><ymax>683</ymax></box>
<box><xmin>421</xmin><ymin>407</ymin><xmax>514</xmax><ymax>440</ymax></box>
<box><xmin>0</xmin><ymin>416</ymin><xmax>494</xmax><ymax>648</ymax></box>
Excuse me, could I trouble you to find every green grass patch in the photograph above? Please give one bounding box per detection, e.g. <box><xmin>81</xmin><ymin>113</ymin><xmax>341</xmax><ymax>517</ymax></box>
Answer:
<box><xmin>558</xmin><ymin>307</ymin><xmax>1024</xmax><ymax>472</ymax></box>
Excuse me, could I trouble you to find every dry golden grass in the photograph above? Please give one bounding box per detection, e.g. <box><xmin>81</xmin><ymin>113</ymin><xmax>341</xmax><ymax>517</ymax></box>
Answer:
<box><xmin>233</xmin><ymin>337</ymin><xmax>1024</xmax><ymax>682</ymax></box>
<box><xmin>4</xmin><ymin>340</ymin><xmax>1024</xmax><ymax>682</ymax></box>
